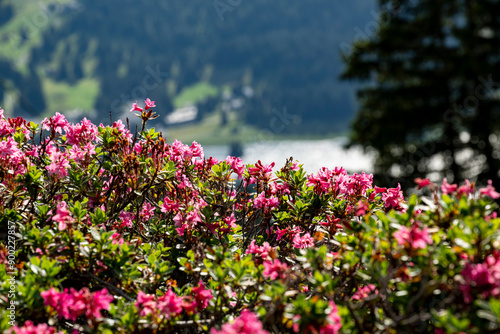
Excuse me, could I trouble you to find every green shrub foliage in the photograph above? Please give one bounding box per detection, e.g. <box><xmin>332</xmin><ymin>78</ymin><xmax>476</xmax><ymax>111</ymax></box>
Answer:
<box><xmin>0</xmin><ymin>102</ymin><xmax>499</xmax><ymax>333</ymax></box>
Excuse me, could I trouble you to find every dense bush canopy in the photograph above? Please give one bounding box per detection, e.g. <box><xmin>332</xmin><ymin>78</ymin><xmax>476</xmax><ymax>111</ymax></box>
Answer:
<box><xmin>1</xmin><ymin>101</ymin><xmax>500</xmax><ymax>333</ymax></box>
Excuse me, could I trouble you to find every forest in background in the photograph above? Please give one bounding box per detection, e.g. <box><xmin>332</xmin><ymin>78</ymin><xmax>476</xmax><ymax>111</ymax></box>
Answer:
<box><xmin>0</xmin><ymin>0</ymin><xmax>375</xmax><ymax>136</ymax></box>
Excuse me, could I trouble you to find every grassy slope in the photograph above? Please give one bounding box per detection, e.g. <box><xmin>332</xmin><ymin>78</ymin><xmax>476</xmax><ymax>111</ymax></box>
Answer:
<box><xmin>173</xmin><ymin>82</ymin><xmax>218</xmax><ymax>108</ymax></box>
<box><xmin>40</xmin><ymin>77</ymin><xmax>100</xmax><ymax>115</ymax></box>
<box><xmin>0</xmin><ymin>0</ymin><xmax>73</xmax><ymax>71</ymax></box>
<box><xmin>161</xmin><ymin>110</ymin><xmax>346</xmax><ymax>146</ymax></box>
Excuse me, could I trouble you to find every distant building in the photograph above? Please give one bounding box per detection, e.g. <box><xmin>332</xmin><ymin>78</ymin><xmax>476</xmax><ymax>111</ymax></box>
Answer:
<box><xmin>164</xmin><ymin>106</ymin><xmax>198</xmax><ymax>125</ymax></box>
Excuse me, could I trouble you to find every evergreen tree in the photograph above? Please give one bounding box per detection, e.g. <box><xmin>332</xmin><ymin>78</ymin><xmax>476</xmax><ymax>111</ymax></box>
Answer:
<box><xmin>342</xmin><ymin>0</ymin><xmax>500</xmax><ymax>190</ymax></box>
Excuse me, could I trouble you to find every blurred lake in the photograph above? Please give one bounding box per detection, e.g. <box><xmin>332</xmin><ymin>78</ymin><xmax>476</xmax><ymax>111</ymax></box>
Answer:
<box><xmin>203</xmin><ymin>137</ymin><xmax>374</xmax><ymax>175</ymax></box>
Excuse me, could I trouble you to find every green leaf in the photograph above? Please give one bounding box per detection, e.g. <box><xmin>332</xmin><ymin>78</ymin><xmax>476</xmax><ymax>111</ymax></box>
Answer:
<box><xmin>90</xmin><ymin>228</ymin><xmax>101</xmax><ymax>241</ymax></box>
<box><xmin>490</xmin><ymin>299</ymin><xmax>500</xmax><ymax>319</ymax></box>
<box><xmin>148</xmin><ymin>253</ymin><xmax>157</xmax><ymax>265</ymax></box>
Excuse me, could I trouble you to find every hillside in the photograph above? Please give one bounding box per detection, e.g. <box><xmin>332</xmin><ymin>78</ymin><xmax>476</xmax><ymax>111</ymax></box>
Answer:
<box><xmin>0</xmin><ymin>0</ymin><xmax>374</xmax><ymax>136</ymax></box>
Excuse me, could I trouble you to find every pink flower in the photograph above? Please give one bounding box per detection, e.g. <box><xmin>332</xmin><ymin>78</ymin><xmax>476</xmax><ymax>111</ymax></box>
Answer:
<box><xmin>414</xmin><ymin>178</ymin><xmax>434</xmax><ymax>190</ymax></box>
<box><xmin>87</xmin><ymin>288</ymin><xmax>113</xmax><ymax>319</ymax></box>
<box><xmin>119</xmin><ymin>211</ymin><xmax>135</xmax><ymax>228</ymax></box>
<box><xmin>181</xmin><ymin>297</ymin><xmax>197</xmax><ymax>314</ymax></box>
<box><xmin>134</xmin><ymin>142</ymin><xmax>142</xmax><ymax>154</ymax></box>
<box><xmin>68</xmin><ymin>142</ymin><xmax>96</xmax><ymax>162</ymax></box>
<box><xmin>110</xmin><ymin>232</ymin><xmax>124</xmax><ymax>245</ymax></box>
<box><xmin>95</xmin><ymin>260</ymin><xmax>108</xmax><ymax>273</ymax></box>
<box><xmin>206</xmin><ymin>156</ymin><xmax>220</xmax><ymax>168</ymax></box>
<box><xmin>457</xmin><ymin>179</ymin><xmax>475</xmax><ymax>198</ymax></box>
<box><xmin>144</xmin><ymin>98</ymin><xmax>156</xmax><ymax>110</ymax></box>
<box><xmin>292</xmin><ymin>232</ymin><xmax>315</xmax><ymax>249</ymax></box>
<box><xmin>161</xmin><ymin>196</ymin><xmax>180</xmax><ymax>212</ymax></box>
<box><xmin>68</xmin><ymin>146</ymin><xmax>85</xmax><ymax>162</ymax></box>
<box><xmin>110</xmin><ymin>119</ymin><xmax>133</xmax><ymax>142</ymax></box>
<box><xmin>246</xmin><ymin>240</ymin><xmax>274</xmax><ymax>264</ymax></box>
<box><xmin>321</xmin><ymin>301</ymin><xmax>342</xmax><ymax>334</ymax></box>
<box><xmin>60</xmin><ymin>288</ymin><xmax>87</xmax><ymax>321</ymax></box>
<box><xmin>7</xmin><ymin>116</ymin><xmax>30</xmax><ymax>137</ymax></box>
<box><xmin>393</xmin><ymin>223</ymin><xmax>433</xmax><ymax>249</ymax></box>
<box><xmin>394</xmin><ymin>227</ymin><xmax>411</xmax><ymax>245</ymax></box>
<box><xmin>344</xmin><ymin>172</ymin><xmax>373</xmax><ymax>197</ymax></box>
<box><xmin>0</xmin><ymin>117</ymin><xmax>14</xmax><ymax>138</ymax></box>
<box><xmin>382</xmin><ymin>184</ymin><xmax>404</xmax><ymax>210</ymax></box>
<box><xmin>0</xmin><ymin>136</ymin><xmax>26</xmax><ymax>176</ymax></box>
<box><xmin>157</xmin><ymin>289</ymin><xmax>183</xmax><ymax>318</ymax></box>
<box><xmin>248</xmin><ymin>160</ymin><xmax>275</xmax><ymax>184</ymax></box>
<box><xmin>41</xmin><ymin>287</ymin><xmax>111</xmax><ymax>322</ymax></box>
<box><xmin>220</xmin><ymin>214</ymin><xmax>237</xmax><ymax>233</ymax></box>
<box><xmin>270</xmin><ymin>181</ymin><xmax>290</xmax><ymax>196</ymax></box>
<box><xmin>135</xmin><ymin>291</ymin><xmax>157</xmax><ymax>317</ymax></box>
<box><xmin>441</xmin><ymin>178</ymin><xmax>457</xmax><ymax>194</ymax></box>
<box><xmin>45</xmin><ymin>150</ymin><xmax>70</xmax><ymax>178</ymax></box>
<box><xmin>211</xmin><ymin>310</ymin><xmax>269</xmax><ymax>334</ymax></box>
<box><xmin>8</xmin><ymin>321</ymin><xmax>62</xmax><ymax>334</ymax></box>
<box><xmin>178</xmin><ymin>174</ymin><xmax>193</xmax><ymax>189</ymax></box>
<box><xmin>253</xmin><ymin>192</ymin><xmax>280</xmax><ymax>210</ymax></box>
<box><xmin>307</xmin><ymin>167</ymin><xmax>334</xmax><ymax>194</ymax></box>
<box><xmin>369</xmin><ymin>186</ymin><xmax>386</xmax><ymax>201</ymax></box>
<box><xmin>486</xmin><ymin>211</ymin><xmax>498</xmax><ymax>221</ymax></box>
<box><xmin>263</xmin><ymin>259</ymin><xmax>288</xmax><ymax>280</ymax></box>
<box><xmin>173</xmin><ymin>210</ymin><xmax>202</xmax><ymax>235</ymax></box>
<box><xmin>130</xmin><ymin>101</ymin><xmax>143</xmax><ymax>113</ymax></box>
<box><xmin>189</xmin><ymin>141</ymin><xmax>204</xmax><ymax>158</ymax></box>
<box><xmin>253</xmin><ymin>192</ymin><xmax>267</xmax><ymax>209</ymax></box>
<box><xmin>225</xmin><ymin>156</ymin><xmax>245</xmax><ymax>178</ymax></box>
<box><xmin>139</xmin><ymin>202</ymin><xmax>155</xmax><ymax>221</ymax></box>
<box><xmin>267</xmin><ymin>195</ymin><xmax>280</xmax><ymax>208</ymax></box>
<box><xmin>480</xmin><ymin>180</ymin><xmax>500</xmax><ymax>199</ymax></box>
<box><xmin>41</xmin><ymin>112</ymin><xmax>68</xmax><ymax>133</ymax></box>
<box><xmin>352</xmin><ymin>284</ymin><xmax>378</xmax><ymax>300</ymax></box>
<box><xmin>0</xmin><ymin>137</ymin><xmax>22</xmax><ymax>159</ymax></box>
<box><xmin>52</xmin><ymin>201</ymin><xmax>73</xmax><ymax>231</ymax></box>
<box><xmin>40</xmin><ymin>287</ymin><xmax>61</xmax><ymax>309</ymax></box>
<box><xmin>191</xmin><ymin>280</ymin><xmax>213</xmax><ymax>310</ymax></box>
<box><xmin>294</xmin><ymin>301</ymin><xmax>342</xmax><ymax>334</ymax></box>
<box><xmin>276</xmin><ymin>227</ymin><xmax>288</xmax><ymax>241</ymax></box>
<box><xmin>170</xmin><ymin>139</ymin><xmax>189</xmax><ymax>160</ymax></box>
<box><xmin>354</xmin><ymin>199</ymin><xmax>369</xmax><ymax>216</ymax></box>
<box><xmin>460</xmin><ymin>252</ymin><xmax>500</xmax><ymax>303</ymax></box>
<box><xmin>173</xmin><ymin>212</ymin><xmax>186</xmax><ymax>235</ymax></box>
<box><xmin>65</xmin><ymin>118</ymin><xmax>98</xmax><ymax>145</ymax></box>
<box><xmin>179</xmin><ymin>141</ymin><xmax>203</xmax><ymax>159</ymax></box>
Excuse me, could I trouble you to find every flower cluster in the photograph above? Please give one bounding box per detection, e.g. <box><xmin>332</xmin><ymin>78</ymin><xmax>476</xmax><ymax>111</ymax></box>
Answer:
<box><xmin>263</xmin><ymin>259</ymin><xmax>289</xmax><ymax>281</ymax></box>
<box><xmin>135</xmin><ymin>290</ymin><xmax>183</xmax><ymax>319</ymax></box>
<box><xmin>246</xmin><ymin>240</ymin><xmax>274</xmax><ymax>264</ymax></box>
<box><xmin>1</xmin><ymin>103</ymin><xmax>499</xmax><ymax>334</ymax></box>
<box><xmin>253</xmin><ymin>191</ymin><xmax>280</xmax><ymax>210</ymax></box>
<box><xmin>41</xmin><ymin>287</ymin><xmax>113</xmax><ymax>321</ymax></box>
<box><xmin>211</xmin><ymin>310</ymin><xmax>268</xmax><ymax>334</ymax></box>
<box><xmin>352</xmin><ymin>284</ymin><xmax>378</xmax><ymax>301</ymax></box>
<box><xmin>135</xmin><ymin>281</ymin><xmax>212</xmax><ymax>320</ymax></box>
<box><xmin>460</xmin><ymin>252</ymin><xmax>500</xmax><ymax>303</ymax></box>
<box><xmin>8</xmin><ymin>321</ymin><xmax>63</xmax><ymax>334</ymax></box>
<box><xmin>393</xmin><ymin>222</ymin><xmax>433</xmax><ymax>249</ymax></box>
<box><xmin>292</xmin><ymin>232</ymin><xmax>315</xmax><ymax>249</ymax></box>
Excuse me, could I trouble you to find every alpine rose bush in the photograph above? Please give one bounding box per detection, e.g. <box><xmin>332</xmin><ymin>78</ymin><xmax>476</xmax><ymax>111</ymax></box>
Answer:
<box><xmin>0</xmin><ymin>101</ymin><xmax>499</xmax><ymax>333</ymax></box>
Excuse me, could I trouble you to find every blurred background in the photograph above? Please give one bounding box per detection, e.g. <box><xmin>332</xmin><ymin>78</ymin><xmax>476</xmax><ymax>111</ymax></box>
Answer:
<box><xmin>1</xmin><ymin>0</ymin><xmax>500</xmax><ymax>191</ymax></box>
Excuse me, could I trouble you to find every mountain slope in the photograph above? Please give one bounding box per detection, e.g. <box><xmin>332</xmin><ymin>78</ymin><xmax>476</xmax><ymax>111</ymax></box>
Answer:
<box><xmin>0</xmin><ymin>0</ymin><xmax>375</xmax><ymax>135</ymax></box>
